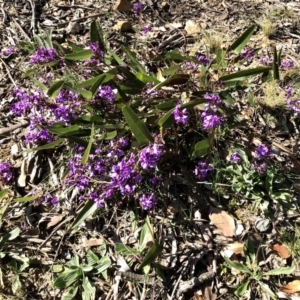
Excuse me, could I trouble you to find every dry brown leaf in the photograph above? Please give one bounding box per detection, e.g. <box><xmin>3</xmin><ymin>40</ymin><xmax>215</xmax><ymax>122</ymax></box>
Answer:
<box><xmin>222</xmin><ymin>242</ymin><xmax>244</xmax><ymax>257</ymax></box>
<box><xmin>113</xmin><ymin>21</ymin><xmax>132</xmax><ymax>32</ymax></box>
<box><xmin>194</xmin><ymin>292</ymin><xmax>204</xmax><ymax>300</ymax></box>
<box><xmin>209</xmin><ymin>207</ymin><xmax>236</xmax><ymax>238</ymax></box>
<box><xmin>280</xmin><ymin>280</ymin><xmax>300</xmax><ymax>294</ymax></box>
<box><xmin>113</xmin><ymin>0</ymin><xmax>132</xmax><ymax>12</ymax></box>
<box><xmin>81</xmin><ymin>238</ymin><xmax>104</xmax><ymax>248</ymax></box>
<box><xmin>47</xmin><ymin>215</ymin><xmax>63</xmax><ymax>228</ymax></box>
<box><xmin>269</xmin><ymin>242</ymin><xmax>291</xmax><ymax>259</ymax></box>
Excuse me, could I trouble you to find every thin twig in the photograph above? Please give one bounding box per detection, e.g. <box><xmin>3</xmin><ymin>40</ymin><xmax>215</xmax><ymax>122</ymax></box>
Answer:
<box><xmin>0</xmin><ymin>57</ymin><xmax>17</xmax><ymax>88</ymax></box>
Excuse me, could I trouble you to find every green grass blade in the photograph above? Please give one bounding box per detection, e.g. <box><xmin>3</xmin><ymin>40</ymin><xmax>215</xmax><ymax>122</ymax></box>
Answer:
<box><xmin>230</xmin><ymin>25</ymin><xmax>256</xmax><ymax>54</ymax></box>
<box><xmin>81</xmin><ymin>123</ymin><xmax>94</xmax><ymax>164</ymax></box>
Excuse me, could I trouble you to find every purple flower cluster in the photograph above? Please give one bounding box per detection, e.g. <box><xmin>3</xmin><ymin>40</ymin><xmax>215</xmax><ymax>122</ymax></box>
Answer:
<box><xmin>133</xmin><ymin>2</ymin><xmax>143</xmax><ymax>17</ymax></box>
<box><xmin>30</xmin><ymin>47</ymin><xmax>56</xmax><ymax>64</ymax></box>
<box><xmin>252</xmin><ymin>162</ymin><xmax>267</xmax><ymax>174</ymax></box>
<box><xmin>97</xmin><ymin>85</ymin><xmax>116</xmax><ymax>103</ymax></box>
<box><xmin>201</xmin><ymin>93</ymin><xmax>225</xmax><ymax>130</ymax></box>
<box><xmin>229</xmin><ymin>152</ymin><xmax>241</xmax><ymax>164</ymax></box>
<box><xmin>197</xmin><ymin>55</ymin><xmax>210</xmax><ymax>66</ymax></box>
<box><xmin>280</xmin><ymin>60</ymin><xmax>294</xmax><ymax>69</ymax></box>
<box><xmin>44</xmin><ymin>194</ymin><xmax>59</xmax><ymax>206</ymax></box>
<box><xmin>193</xmin><ymin>162</ymin><xmax>213</xmax><ymax>180</ymax></box>
<box><xmin>11</xmin><ymin>88</ymin><xmax>43</xmax><ymax>116</ymax></box>
<box><xmin>186</xmin><ymin>61</ymin><xmax>196</xmax><ymax>70</ymax></box>
<box><xmin>139</xmin><ymin>143</ymin><xmax>164</xmax><ymax>170</ymax></box>
<box><xmin>173</xmin><ymin>101</ymin><xmax>189</xmax><ymax>124</ymax></box>
<box><xmin>25</xmin><ymin>128</ymin><xmax>54</xmax><ymax>145</ymax></box>
<box><xmin>89</xmin><ymin>42</ymin><xmax>104</xmax><ymax>57</ymax></box>
<box><xmin>254</xmin><ymin>144</ymin><xmax>270</xmax><ymax>160</ymax></box>
<box><xmin>240</xmin><ymin>47</ymin><xmax>255</xmax><ymax>60</ymax></box>
<box><xmin>1</xmin><ymin>46</ymin><xmax>15</xmax><ymax>57</ymax></box>
<box><xmin>140</xmin><ymin>193</ymin><xmax>157</xmax><ymax>210</ymax></box>
<box><xmin>284</xmin><ymin>85</ymin><xmax>300</xmax><ymax>115</ymax></box>
<box><xmin>141</xmin><ymin>24</ymin><xmax>152</xmax><ymax>34</ymax></box>
<box><xmin>109</xmin><ymin>153</ymin><xmax>143</xmax><ymax>196</ymax></box>
<box><xmin>259</xmin><ymin>56</ymin><xmax>273</xmax><ymax>66</ymax></box>
<box><xmin>0</xmin><ymin>162</ymin><xmax>14</xmax><ymax>184</ymax></box>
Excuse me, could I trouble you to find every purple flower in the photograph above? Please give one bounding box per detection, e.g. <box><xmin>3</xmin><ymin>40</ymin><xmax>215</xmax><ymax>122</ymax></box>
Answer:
<box><xmin>55</xmin><ymin>89</ymin><xmax>79</xmax><ymax>103</ymax></box>
<box><xmin>240</xmin><ymin>47</ymin><xmax>254</xmax><ymax>60</ymax></box>
<box><xmin>193</xmin><ymin>162</ymin><xmax>213</xmax><ymax>180</ymax></box>
<box><xmin>0</xmin><ymin>162</ymin><xmax>14</xmax><ymax>184</ymax></box>
<box><xmin>255</xmin><ymin>144</ymin><xmax>270</xmax><ymax>160</ymax></box>
<box><xmin>173</xmin><ymin>101</ymin><xmax>189</xmax><ymax>124</ymax></box>
<box><xmin>149</xmin><ymin>177</ymin><xmax>162</xmax><ymax>186</ymax></box>
<box><xmin>197</xmin><ymin>55</ymin><xmax>210</xmax><ymax>66</ymax></box>
<box><xmin>203</xmin><ymin>92</ymin><xmax>223</xmax><ymax>111</ymax></box>
<box><xmin>285</xmin><ymin>85</ymin><xmax>293</xmax><ymax>99</ymax></box>
<box><xmin>30</xmin><ymin>47</ymin><xmax>56</xmax><ymax>64</ymax></box>
<box><xmin>44</xmin><ymin>194</ymin><xmax>59</xmax><ymax>206</ymax></box>
<box><xmin>201</xmin><ymin>111</ymin><xmax>224</xmax><ymax>130</ymax></box>
<box><xmin>133</xmin><ymin>2</ymin><xmax>143</xmax><ymax>16</ymax></box>
<box><xmin>186</xmin><ymin>62</ymin><xmax>196</xmax><ymax>70</ymax></box>
<box><xmin>140</xmin><ymin>193</ymin><xmax>157</xmax><ymax>210</ymax></box>
<box><xmin>89</xmin><ymin>42</ymin><xmax>104</xmax><ymax>57</ymax></box>
<box><xmin>281</xmin><ymin>60</ymin><xmax>294</xmax><ymax>69</ymax></box>
<box><xmin>230</xmin><ymin>152</ymin><xmax>241</xmax><ymax>164</ymax></box>
<box><xmin>97</xmin><ymin>85</ymin><xmax>116</xmax><ymax>103</ymax></box>
<box><xmin>141</xmin><ymin>24</ymin><xmax>152</xmax><ymax>34</ymax></box>
<box><xmin>259</xmin><ymin>56</ymin><xmax>273</xmax><ymax>66</ymax></box>
<box><xmin>1</xmin><ymin>46</ymin><xmax>15</xmax><ymax>57</ymax></box>
<box><xmin>288</xmin><ymin>99</ymin><xmax>300</xmax><ymax>114</ymax></box>
<box><xmin>89</xmin><ymin>191</ymin><xmax>105</xmax><ymax>208</ymax></box>
<box><xmin>109</xmin><ymin>153</ymin><xmax>143</xmax><ymax>196</ymax></box>
<box><xmin>139</xmin><ymin>143</ymin><xmax>164</xmax><ymax>170</ymax></box>
<box><xmin>52</xmin><ymin>104</ymin><xmax>75</xmax><ymax>123</ymax></box>
<box><xmin>25</xmin><ymin>129</ymin><xmax>54</xmax><ymax>145</ymax></box>
<box><xmin>252</xmin><ymin>162</ymin><xmax>267</xmax><ymax>174</ymax></box>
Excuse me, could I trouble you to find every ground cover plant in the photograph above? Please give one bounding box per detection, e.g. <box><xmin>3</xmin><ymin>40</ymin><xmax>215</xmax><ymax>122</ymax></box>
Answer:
<box><xmin>0</xmin><ymin>1</ymin><xmax>300</xmax><ymax>299</ymax></box>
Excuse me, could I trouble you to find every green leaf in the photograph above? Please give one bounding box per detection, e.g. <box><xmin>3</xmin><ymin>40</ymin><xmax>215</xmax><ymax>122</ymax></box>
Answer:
<box><xmin>65</xmin><ymin>50</ymin><xmax>93</xmax><ymax>61</ymax></box>
<box><xmin>117</xmin><ymin>66</ymin><xmax>145</xmax><ymax>89</ymax></box>
<box><xmin>139</xmin><ymin>242</ymin><xmax>163</xmax><ymax>269</ymax></box>
<box><xmin>81</xmin><ymin>123</ymin><xmax>94</xmax><ymax>164</ymax></box>
<box><xmin>29</xmin><ymin>138</ymin><xmax>64</xmax><ymax>151</ymax></box>
<box><xmin>47</xmin><ymin>125</ymin><xmax>80</xmax><ymax>135</ymax></box>
<box><xmin>223</xmin><ymin>256</ymin><xmax>252</xmax><ymax>274</ymax></box>
<box><xmin>77</xmin><ymin>89</ymin><xmax>93</xmax><ymax>100</ymax></box>
<box><xmin>136</xmin><ymin>72</ymin><xmax>160</xmax><ymax>84</ymax></box>
<box><xmin>165</xmin><ymin>49</ymin><xmax>189</xmax><ymax>62</ymax></box>
<box><xmin>157</xmin><ymin>109</ymin><xmax>175</xmax><ymax>129</ymax></box>
<box><xmin>3</xmin><ymin>227</ymin><xmax>20</xmax><ymax>242</ymax></box>
<box><xmin>220</xmin><ymin>67</ymin><xmax>272</xmax><ymax>82</ymax></box>
<box><xmin>74</xmin><ymin>73</ymin><xmax>114</xmax><ymax>89</ymax></box>
<box><xmin>82</xmin><ymin>276</ymin><xmax>96</xmax><ymax>300</ymax></box>
<box><xmin>15</xmin><ymin>195</ymin><xmax>40</xmax><ymax>203</ymax></box>
<box><xmin>122</xmin><ymin>106</ymin><xmax>154</xmax><ymax>145</ymax></box>
<box><xmin>90</xmin><ymin>75</ymin><xmax>111</xmax><ymax>97</ymax></box>
<box><xmin>94</xmin><ymin>256</ymin><xmax>111</xmax><ymax>274</ymax></box>
<box><xmin>97</xmin><ymin>130</ymin><xmax>117</xmax><ymax>140</ymax></box>
<box><xmin>73</xmin><ymin>115</ymin><xmax>103</xmax><ymax>124</ymax></box>
<box><xmin>139</xmin><ymin>216</ymin><xmax>154</xmax><ymax>252</ymax></box>
<box><xmin>230</xmin><ymin>25</ymin><xmax>256</xmax><ymax>54</ymax></box>
<box><xmin>245</xmin><ymin>238</ymin><xmax>256</xmax><ymax>265</ymax></box>
<box><xmin>156</xmin><ymin>100</ymin><xmax>178</xmax><ymax>111</ymax></box>
<box><xmin>107</xmin><ymin>48</ymin><xmax>125</xmax><ymax>65</ymax></box>
<box><xmin>29</xmin><ymin>76</ymin><xmax>48</xmax><ymax>92</ymax></box>
<box><xmin>0</xmin><ymin>189</ymin><xmax>8</xmax><ymax>201</ymax></box>
<box><xmin>150</xmin><ymin>74</ymin><xmax>190</xmax><ymax>92</ymax></box>
<box><xmin>265</xmin><ymin>170</ymin><xmax>274</xmax><ymax>195</ymax></box>
<box><xmin>263</xmin><ymin>266</ymin><xmax>295</xmax><ymax>276</ymax></box>
<box><xmin>47</xmin><ymin>80</ymin><xmax>64</xmax><ymax>98</ymax></box>
<box><xmin>87</xmin><ymin>250</ymin><xmax>100</xmax><ymax>265</ymax></box>
<box><xmin>234</xmin><ymin>281</ymin><xmax>250</xmax><ymax>297</ymax></box>
<box><xmin>272</xmin><ymin>46</ymin><xmax>281</xmax><ymax>80</ymax></box>
<box><xmin>71</xmin><ymin>200</ymin><xmax>98</xmax><ymax>229</ymax></box>
<box><xmin>90</xmin><ymin>20</ymin><xmax>105</xmax><ymax>48</ymax></box>
<box><xmin>115</xmin><ymin>243</ymin><xmax>141</xmax><ymax>256</ymax></box>
<box><xmin>181</xmin><ymin>99</ymin><xmax>207</xmax><ymax>109</ymax></box>
<box><xmin>161</xmin><ymin>65</ymin><xmax>181</xmax><ymax>76</ymax></box>
<box><xmin>257</xmin><ymin>281</ymin><xmax>277</xmax><ymax>300</ymax></box>
<box><xmin>122</xmin><ymin>46</ymin><xmax>146</xmax><ymax>73</ymax></box>
<box><xmin>61</xmin><ymin>286</ymin><xmax>78</xmax><ymax>300</ymax></box>
<box><xmin>54</xmin><ymin>270</ymin><xmax>80</xmax><ymax>288</ymax></box>
<box><xmin>192</xmin><ymin>139</ymin><xmax>210</xmax><ymax>158</ymax></box>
